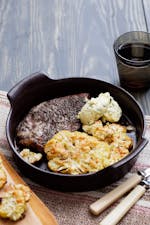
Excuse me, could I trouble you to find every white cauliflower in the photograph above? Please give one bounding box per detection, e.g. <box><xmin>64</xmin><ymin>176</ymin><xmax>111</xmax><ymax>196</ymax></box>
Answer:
<box><xmin>78</xmin><ymin>92</ymin><xmax>122</xmax><ymax>125</ymax></box>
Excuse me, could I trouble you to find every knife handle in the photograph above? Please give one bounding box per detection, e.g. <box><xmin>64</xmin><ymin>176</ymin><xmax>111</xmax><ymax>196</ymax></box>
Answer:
<box><xmin>90</xmin><ymin>174</ymin><xmax>142</xmax><ymax>215</ymax></box>
<box><xmin>99</xmin><ymin>184</ymin><xmax>146</xmax><ymax>225</ymax></box>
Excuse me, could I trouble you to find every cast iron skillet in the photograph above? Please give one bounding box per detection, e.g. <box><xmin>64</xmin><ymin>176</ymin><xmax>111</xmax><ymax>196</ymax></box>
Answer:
<box><xmin>6</xmin><ymin>72</ymin><xmax>148</xmax><ymax>191</ymax></box>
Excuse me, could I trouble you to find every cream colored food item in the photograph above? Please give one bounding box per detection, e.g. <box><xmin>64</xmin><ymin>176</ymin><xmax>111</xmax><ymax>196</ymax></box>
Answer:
<box><xmin>0</xmin><ymin>184</ymin><xmax>31</xmax><ymax>221</ymax></box>
<box><xmin>78</xmin><ymin>92</ymin><xmax>122</xmax><ymax>125</ymax></box>
<box><xmin>20</xmin><ymin>148</ymin><xmax>42</xmax><ymax>164</ymax></box>
<box><xmin>0</xmin><ymin>156</ymin><xmax>7</xmax><ymax>189</ymax></box>
<box><xmin>0</xmin><ymin>168</ymin><xmax>7</xmax><ymax>189</ymax></box>
<box><xmin>44</xmin><ymin>129</ymin><xmax>130</xmax><ymax>175</ymax></box>
<box><xmin>83</xmin><ymin>120</ymin><xmax>133</xmax><ymax>157</ymax></box>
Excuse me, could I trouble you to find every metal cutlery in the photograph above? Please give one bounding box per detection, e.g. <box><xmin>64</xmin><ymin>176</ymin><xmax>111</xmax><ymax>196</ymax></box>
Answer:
<box><xmin>90</xmin><ymin>168</ymin><xmax>150</xmax><ymax>225</ymax></box>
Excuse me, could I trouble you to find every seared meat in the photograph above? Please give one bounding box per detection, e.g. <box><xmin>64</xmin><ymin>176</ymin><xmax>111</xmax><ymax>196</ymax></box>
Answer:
<box><xmin>16</xmin><ymin>93</ymin><xmax>89</xmax><ymax>152</ymax></box>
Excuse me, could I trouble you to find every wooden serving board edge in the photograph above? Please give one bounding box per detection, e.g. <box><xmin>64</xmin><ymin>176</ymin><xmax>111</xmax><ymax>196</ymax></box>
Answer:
<box><xmin>0</xmin><ymin>153</ymin><xmax>58</xmax><ymax>225</ymax></box>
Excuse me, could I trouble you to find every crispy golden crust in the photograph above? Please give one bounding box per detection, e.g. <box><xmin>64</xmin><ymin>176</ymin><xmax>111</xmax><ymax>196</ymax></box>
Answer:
<box><xmin>0</xmin><ymin>157</ymin><xmax>30</xmax><ymax>221</ymax></box>
<box><xmin>0</xmin><ymin>184</ymin><xmax>30</xmax><ymax>221</ymax></box>
<box><xmin>83</xmin><ymin>121</ymin><xmax>133</xmax><ymax>148</ymax></box>
<box><xmin>0</xmin><ymin>169</ymin><xmax>7</xmax><ymax>189</ymax></box>
<box><xmin>44</xmin><ymin>128</ymin><xmax>131</xmax><ymax>175</ymax></box>
<box><xmin>20</xmin><ymin>148</ymin><xmax>42</xmax><ymax>164</ymax></box>
<box><xmin>12</xmin><ymin>184</ymin><xmax>31</xmax><ymax>202</ymax></box>
<box><xmin>83</xmin><ymin>121</ymin><xmax>133</xmax><ymax>162</ymax></box>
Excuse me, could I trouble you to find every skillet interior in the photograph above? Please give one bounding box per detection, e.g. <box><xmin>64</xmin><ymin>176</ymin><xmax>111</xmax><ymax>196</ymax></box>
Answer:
<box><xmin>6</xmin><ymin>72</ymin><xmax>148</xmax><ymax>191</ymax></box>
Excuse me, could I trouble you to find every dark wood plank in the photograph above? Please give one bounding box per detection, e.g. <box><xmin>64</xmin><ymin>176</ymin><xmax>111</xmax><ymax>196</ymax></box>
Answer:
<box><xmin>0</xmin><ymin>0</ymin><xmax>150</xmax><ymax>113</ymax></box>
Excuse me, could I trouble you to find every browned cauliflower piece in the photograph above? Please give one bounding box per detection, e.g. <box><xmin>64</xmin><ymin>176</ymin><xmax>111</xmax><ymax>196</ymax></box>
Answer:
<box><xmin>83</xmin><ymin>121</ymin><xmax>133</xmax><ymax>148</ymax></box>
<box><xmin>44</xmin><ymin>129</ymin><xmax>130</xmax><ymax>175</ymax></box>
<box><xmin>0</xmin><ymin>184</ymin><xmax>31</xmax><ymax>221</ymax></box>
<box><xmin>20</xmin><ymin>148</ymin><xmax>42</xmax><ymax>164</ymax></box>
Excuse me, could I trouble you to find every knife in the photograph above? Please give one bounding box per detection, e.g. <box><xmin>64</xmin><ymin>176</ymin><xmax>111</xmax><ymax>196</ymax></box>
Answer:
<box><xmin>90</xmin><ymin>168</ymin><xmax>150</xmax><ymax>225</ymax></box>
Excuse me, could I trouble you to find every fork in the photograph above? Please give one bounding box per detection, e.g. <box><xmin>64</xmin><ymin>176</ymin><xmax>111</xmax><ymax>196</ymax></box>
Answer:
<box><xmin>90</xmin><ymin>168</ymin><xmax>150</xmax><ymax>225</ymax></box>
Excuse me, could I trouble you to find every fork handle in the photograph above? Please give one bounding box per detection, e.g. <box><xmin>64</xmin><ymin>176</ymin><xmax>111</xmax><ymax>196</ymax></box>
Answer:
<box><xmin>90</xmin><ymin>174</ymin><xmax>141</xmax><ymax>215</ymax></box>
<box><xmin>99</xmin><ymin>185</ymin><xmax>146</xmax><ymax>225</ymax></box>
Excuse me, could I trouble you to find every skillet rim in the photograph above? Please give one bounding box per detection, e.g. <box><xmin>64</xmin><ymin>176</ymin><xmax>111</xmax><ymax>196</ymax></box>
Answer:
<box><xmin>5</xmin><ymin>73</ymin><xmax>148</xmax><ymax>184</ymax></box>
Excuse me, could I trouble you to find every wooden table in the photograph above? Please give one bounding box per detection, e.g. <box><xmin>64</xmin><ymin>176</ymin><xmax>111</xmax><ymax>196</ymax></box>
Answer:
<box><xmin>0</xmin><ymin>0</ymin><xmax>150</xmax><ymax>114</ymax></box>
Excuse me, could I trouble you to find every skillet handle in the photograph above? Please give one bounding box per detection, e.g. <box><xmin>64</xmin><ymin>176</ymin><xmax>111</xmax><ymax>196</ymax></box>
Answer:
<box><xmin>7</xmin><ymin>72</ymin><xmax>54</xmax><ymax>107</ymax></box>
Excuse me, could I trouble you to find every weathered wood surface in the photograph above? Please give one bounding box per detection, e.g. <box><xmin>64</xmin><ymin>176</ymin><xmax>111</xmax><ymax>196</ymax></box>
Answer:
<box><xmin>0</xmin><ymin>0</ymin><xmax>150</xmax><ymax>113</ymax></box>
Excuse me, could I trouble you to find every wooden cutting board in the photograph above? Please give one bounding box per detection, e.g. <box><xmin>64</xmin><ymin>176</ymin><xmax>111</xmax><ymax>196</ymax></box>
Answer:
<box><xmin>0</xmin><ymin>153</ymin><xmax>58</xmax><ymax>225</ymax></box>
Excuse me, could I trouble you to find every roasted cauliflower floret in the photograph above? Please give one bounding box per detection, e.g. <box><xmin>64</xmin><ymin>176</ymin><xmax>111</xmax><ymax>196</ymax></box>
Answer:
<box><xmin>0</xmin><ymin>156</ymin><xmax>7</xmax><ymax>189</ymax></box>
<box><xmin>0</xmin><ymin>184</ymin><xmax>31</xmax><ymax>221</ymax></box>
<box><xmin>13</xmin><ymin>184</ymin><xmax>31</xmax><ymax>202</ymax></box>
<box><xmin>44</xmin><ymin>129</ymin><xmax>130</xmax><ymax>175</ymax></box>
<box><xmin>83</xmin><ymin>121</ymin><xmax>132</xmax><ymax>162</ymax></box>
<box><xmin>83</xmin><ymin>121</ymin><xmax>133</xmax><ymax>149</ymax></box>
<box><xmin>0</xmin><ymin>168</ymin><xmax>7</xmax><ymax>189</ymax></box>
<box><xmin>20</xmin><ymin>148</ymin><xmax>42</xmax><ymax>164</ymax></box>
<box><xmin>44</xmin><ymin>130</ymin><xmax>101</xmax><ymax>174</ymax></box>
<box><xmin>78</xmin><ymin>92</ymin><xmax>122</xmax><ymax>125</ymax></box>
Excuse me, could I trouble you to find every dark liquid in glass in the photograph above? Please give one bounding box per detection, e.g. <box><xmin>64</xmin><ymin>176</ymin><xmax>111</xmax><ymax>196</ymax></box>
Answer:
<box><xmin>115</xmin><ymin>42</ymin><xmax>150</xmax><ymax>89</ymax></box>
<box><xmin>118</xmin><ymin>43</ymin><xmax>150</xmax><ymax>64</ymax></box>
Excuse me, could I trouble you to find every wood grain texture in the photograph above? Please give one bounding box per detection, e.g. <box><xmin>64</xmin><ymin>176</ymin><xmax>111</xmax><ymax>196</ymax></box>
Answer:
<box><xmin>0</xmin><ymin>153</ymin><xmax>58</xmax><ymax>225</ymax></box>
<box><xmin>0</xmin><ymin>0</ymin><xmax>150</xmax><ymax>113</ymax></box>
<box><xmin>143</xmin><ymin>0</ymin><xmax>150</xmax><ymax>31</ymax></box>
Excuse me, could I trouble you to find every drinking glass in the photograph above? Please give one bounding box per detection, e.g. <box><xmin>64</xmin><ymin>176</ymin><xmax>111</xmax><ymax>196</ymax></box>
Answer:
<box><xmin>114</xmin><ymin>31</ymin><xmax>150</xmax><ymax>89</ymax></box>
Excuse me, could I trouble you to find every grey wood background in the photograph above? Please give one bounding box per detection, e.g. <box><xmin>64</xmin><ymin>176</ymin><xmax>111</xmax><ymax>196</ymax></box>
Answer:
<box><xmin>0</xmin><ymin>0</ymin><xmax>150</xmax><ymax>114</ymax></box>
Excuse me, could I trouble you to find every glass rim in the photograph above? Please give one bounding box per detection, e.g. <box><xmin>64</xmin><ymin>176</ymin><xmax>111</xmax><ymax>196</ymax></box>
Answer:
<box><xmin>114</xmin><ymin>31</ymin><xmax>150</xmax><ymax>42</ymax></box>
<box><xmin>113</xmin><ymin>31</ymin><xmax>150</xmax><ymax>66</ymax></box>
<box><xmin>114</xmin><ymin>47</ymin><xmax>150</xmax><ymax>66</ymax></box>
